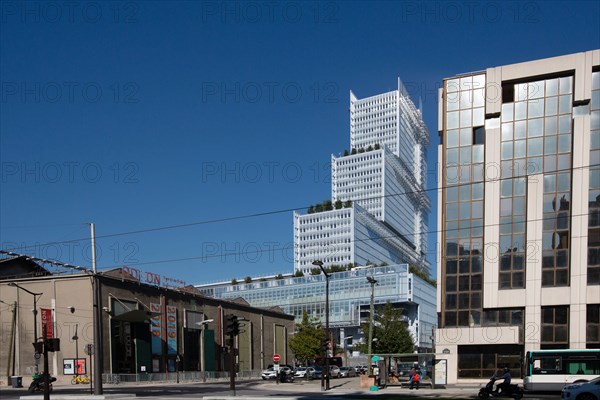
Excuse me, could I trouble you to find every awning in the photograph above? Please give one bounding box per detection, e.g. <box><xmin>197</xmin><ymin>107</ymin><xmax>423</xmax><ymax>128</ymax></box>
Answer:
<box><xmin>112</xmin><ymin>310</ymin><xmax>161</xmax><ymax>323</ymax></box>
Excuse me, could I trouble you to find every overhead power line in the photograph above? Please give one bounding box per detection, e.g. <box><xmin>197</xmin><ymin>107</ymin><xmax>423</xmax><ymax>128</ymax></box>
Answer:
<box><xmin>3</xmin><ymin>162</ymin><xmax>598</xmax><ymax>254</ymax></box>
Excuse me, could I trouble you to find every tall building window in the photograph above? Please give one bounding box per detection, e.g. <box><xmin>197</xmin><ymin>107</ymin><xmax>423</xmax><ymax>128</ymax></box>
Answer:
<box><xmin>541</xmin><ymin>305</ymin><xmax>569</xmax><ymax>348</ymax></box>
<box><xmin>442</xmin><ymin>74</ymin><xmax>485</xmax><ymax>327</ymax></box>
<box><xmin>501</xmin><ymin>76</ymin><xmax>574</xmax><ymax>288</ymax></box>
<box><xmin>588</xmin><ymin>71</ymin><xmax>600</xmax><ymax>285</ymax></box>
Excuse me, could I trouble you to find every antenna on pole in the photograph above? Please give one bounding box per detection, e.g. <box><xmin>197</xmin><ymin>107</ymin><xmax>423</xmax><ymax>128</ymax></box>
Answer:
<box><xmin>90</xmin><ymin>223</ymin><xmax>97</xmax><ymax>274</ymax></box>
<box><xmin>90</xmin><ymin>223</ymin><xmax>103</xmax><ymax>395</ymax></box>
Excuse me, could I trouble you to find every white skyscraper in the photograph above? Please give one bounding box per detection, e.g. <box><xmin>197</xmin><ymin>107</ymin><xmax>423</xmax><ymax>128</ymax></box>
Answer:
<box><xmin>294</xmin><ymin>78</ymin><xmax>430</xmax><ymax>275</ymax></box>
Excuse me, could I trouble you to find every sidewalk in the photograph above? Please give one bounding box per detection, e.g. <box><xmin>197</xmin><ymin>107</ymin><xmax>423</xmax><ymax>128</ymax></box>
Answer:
<box><xmin>256</xmin><ymin>377</ymin><xmax>482</xmax><ymax>397</ymax></box>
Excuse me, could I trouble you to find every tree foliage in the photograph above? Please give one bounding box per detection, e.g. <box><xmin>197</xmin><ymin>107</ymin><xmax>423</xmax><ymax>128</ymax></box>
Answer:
<box><xmin>289</xmin><ymin>311</ymin><xmax>326</xmax><ymax>365</ymax></box>
<box><xmin>359</xmin><ymin>301</ymin><xmax>414</xmax><ymax>355</ymax></box>
<box><xmin>409</xmin><ymin>265</ymin><xmax>437</xmax><ymax>287</ymax></box>
<box><xmin>244</xmin><ymin>276</ymin><xmax>252</xmax><ymax>283</ymax></box>
<box><xmin>334</xmin><ymin>199</ymin><xmax>343</xmax><ymax>210</ymax></box>
<box><xmin>294</xmin><ymin>270</ymin><xmax>304</xmax><ymax>277</ymax></box>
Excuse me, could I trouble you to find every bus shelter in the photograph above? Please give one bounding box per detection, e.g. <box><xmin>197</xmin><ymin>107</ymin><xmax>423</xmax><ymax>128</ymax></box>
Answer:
<box><xmin>367</xmin><ymin>353</ymin><xmax>440</xmax><ymax>388</ymax></box>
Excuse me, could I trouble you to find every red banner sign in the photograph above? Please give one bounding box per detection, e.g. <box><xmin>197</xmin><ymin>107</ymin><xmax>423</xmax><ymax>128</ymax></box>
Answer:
<box><xmin>41</xmin><ymin>308</ymin><xmax>53</xmax><ymax>338</ymax></box>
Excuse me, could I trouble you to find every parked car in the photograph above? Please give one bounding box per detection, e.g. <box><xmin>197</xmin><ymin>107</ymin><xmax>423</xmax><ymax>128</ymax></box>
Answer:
<box><xmin>339</xmin><ymin>366</ymin><xmax>357</xmax><ymax>377</ymax></box>
<box><xmin>294</xmin><ymin>367</ymin><xmax>309</xmax><ymax>378</ymax></box>
<box><xmin>328</xmin><ymin>365</ymin><xmax>341</xmax><ymax>378</ymax></box>
<box><xmin>307</xmin><ymin>366</ymin><xmax>323</xmax><ymax>380</ymax></box>
<box><xmin>561</xmin><ymin>376</ymin><xmax>600</xmax><ymax>400</ymax></box>
<box><xmin>261</xmin><ymin>366</ymin><xmax>293</xmax><ymax>380</ymax></box>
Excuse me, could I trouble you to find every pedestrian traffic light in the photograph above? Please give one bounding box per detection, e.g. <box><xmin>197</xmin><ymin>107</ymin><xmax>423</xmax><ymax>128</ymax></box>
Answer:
<box><xmin>225</xmin><ymin>314</ymin><xmax>239</xmax><ymax>336</ymax></box>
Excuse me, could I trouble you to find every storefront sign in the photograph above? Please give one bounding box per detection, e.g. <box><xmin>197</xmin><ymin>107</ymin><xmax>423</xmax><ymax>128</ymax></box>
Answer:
<box><xmin>121</xmin><ymin>266</ymin><xmax>186</xmax><ymax>289</ymax></box>
<box><xmin>41</xmin><ymin>308</ymin><xmax>53</xmax><ymax>338</ymax></box>
<box><xmin>150</xmin><ymin>303</ymin><xmax>162</xmax><ymax>355</ymax></box>
<box><xmin>166</xmin><ymin>305</ymin><xmax>177</xmax><ymax>354</ymax></box>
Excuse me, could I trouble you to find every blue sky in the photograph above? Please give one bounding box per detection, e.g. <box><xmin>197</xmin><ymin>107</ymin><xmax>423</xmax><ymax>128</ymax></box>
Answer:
<box><xmin>1</xmin><ymin>1</ymin><xmax>599</xmax><ymax>285</ymax></box>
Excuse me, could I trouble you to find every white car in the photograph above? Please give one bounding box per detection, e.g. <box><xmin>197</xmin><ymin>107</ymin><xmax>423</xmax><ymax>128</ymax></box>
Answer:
<box><xmin>294</xmin><ymin>367</ymin><xmax>309</xmax><ymax>378</ymax></box>
<box><xmin>261</xmin><ymin>366</ymin><xmax>292</xmax><ymax>380</ymax></box>
<box><xmin>328</xmin><ymin>365</ymin><xmax>341</xmax><ymax>378</ymax></box>
<box><xmin>561</xmin><ymin>376</ymin><xmax>600</xmax><ymax>400</ymax></box>
<box><xmin>261</xmin><ymin>367</ymin><xmax>278</xmax><ymax>380</ymax></box>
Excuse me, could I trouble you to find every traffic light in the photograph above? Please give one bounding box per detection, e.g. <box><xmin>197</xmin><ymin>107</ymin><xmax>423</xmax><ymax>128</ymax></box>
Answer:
<box><xmin>225</xmin><ymin>314</ymin><xmax>240</xmax><ymax>336</ymax></box>
<box><xmin>321</xmin><ymin>338</ymin><xmax>329</xmax><ymax>354</ymax></box>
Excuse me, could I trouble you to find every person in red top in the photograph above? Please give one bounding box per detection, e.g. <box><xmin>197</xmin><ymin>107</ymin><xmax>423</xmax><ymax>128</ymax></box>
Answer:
<box><xmin>410</xmin><ymin>368</ymin><xmax>421</xmax><ymax>390</ymax></box>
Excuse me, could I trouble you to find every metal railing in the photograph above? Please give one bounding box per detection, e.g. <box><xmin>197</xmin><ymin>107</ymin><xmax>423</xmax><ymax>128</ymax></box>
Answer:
<box><xmin>102</xmin><ymin>370</ymin><xmax>261</xmax><ymax>385</ymax></box>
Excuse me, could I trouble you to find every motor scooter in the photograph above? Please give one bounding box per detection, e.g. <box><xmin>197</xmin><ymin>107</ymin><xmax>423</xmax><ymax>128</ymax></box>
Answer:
<box><xmin>478</xmin><ymin>372</ymin><xmax>523</xmax><ymax>399</ymax></box>
<box><xmin>28</xmin><ymin>372</ymin><xmax>57</xmax><ymax>393</ymax></box>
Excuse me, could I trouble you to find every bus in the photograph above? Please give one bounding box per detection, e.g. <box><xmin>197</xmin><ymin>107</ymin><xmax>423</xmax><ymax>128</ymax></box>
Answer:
<box><xmin>524</xmin><ymin>349</ymin><xmax>600</xmax><ymax>391</ymax></box>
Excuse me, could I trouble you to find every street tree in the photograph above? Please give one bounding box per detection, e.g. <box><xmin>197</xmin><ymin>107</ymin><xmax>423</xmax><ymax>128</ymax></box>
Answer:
<box><xmin>289</xmin><ymin>311</ymin><xmax>326</xmax><ymax>365</ymax></box>
<box><xmin>359</xmin><ymin>301</ymin><xmax>413</xmax><ymax>354</ymax></box>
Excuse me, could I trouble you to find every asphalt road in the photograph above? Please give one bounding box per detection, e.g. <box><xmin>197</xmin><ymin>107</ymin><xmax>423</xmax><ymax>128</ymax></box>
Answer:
<box><xmin>0</xmin><ymin>378</ymin><xmax>563</xmax><ymax>400</ymax></box>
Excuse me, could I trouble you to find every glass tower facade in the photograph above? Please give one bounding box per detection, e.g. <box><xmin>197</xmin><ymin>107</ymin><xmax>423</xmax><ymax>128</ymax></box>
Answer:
<box><xmin>437</xmin><ymin>50</ymin><xmax>600</xmax><ymax>381</ymax></box>
<box><xmin>196</xmin><ymin>264</ymin><xmax>437</xmax><ymax>349</ymax></box>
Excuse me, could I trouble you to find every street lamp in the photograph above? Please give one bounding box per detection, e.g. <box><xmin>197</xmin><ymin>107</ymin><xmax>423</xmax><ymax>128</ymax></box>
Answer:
<box><xmin>8</xmin><ymin>282</ymin><xmax>42</xmax><ymax>373</ymax></box>
<box><xmin>366</xmin><ymin>276</ymin><xmax>377</xmax><ymax>376</ymax></box>
<box><xmin>196</xmin><ymin>319</ymin><xmax>214</xmax><ymax>375</ymax></box>
<box><xmin>312</xmin><ymin>260</ymin><xmax>330</xmax><ymax>391</ymax></box>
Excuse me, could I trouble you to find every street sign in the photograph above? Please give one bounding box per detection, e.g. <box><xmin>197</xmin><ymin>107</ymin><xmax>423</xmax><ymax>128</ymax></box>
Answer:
<box><xmin>84</xmin><ymin>344</ymin><xmax>94</xmax><ymax>356</ymax></box>
<box><xmin>273</xmin><ymin>354</ymin><xmax>280</xmax><ymax>362</ymax></box>
<box><xmin>371</xmin><ymin>355</ymin><xmax>379</xmax><ymax>362</ymax></box>
<box><xmin>34</xmin><ymin>352</ymin><xmax>41</xmax><ymax>360</ymax></box>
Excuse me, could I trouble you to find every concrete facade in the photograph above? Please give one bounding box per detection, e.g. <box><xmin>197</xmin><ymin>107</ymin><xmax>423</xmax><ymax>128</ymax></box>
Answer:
<box><xmin>0</xmin><ymin>267</ymin><xmax>294</xmax><ymax>386</ymax></box>
<box><xmin>436</xmin><ymin>50</ymin><xmax>600</xmax><ymax>383</ymax></box>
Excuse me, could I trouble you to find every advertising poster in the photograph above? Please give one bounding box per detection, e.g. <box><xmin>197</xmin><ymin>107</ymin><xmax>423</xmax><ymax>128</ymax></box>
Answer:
<box><xmin>63</xmin><ymin>358</ymin><xmax>86</xmax><ymax>375</ymax></box>
<box><xmin>166</xmin><ymin>305</ymin><xmax>177</xmax><ymax>355</ymax></box>
<box><xmin>150</xmin><ymin>303</ymin><xmax>162</xmax><ymax>355</ymax></box>
<box><xmin>434</xmin><ymin>359</ymin><xmax>447</xmax><ymax>385</ymax></box>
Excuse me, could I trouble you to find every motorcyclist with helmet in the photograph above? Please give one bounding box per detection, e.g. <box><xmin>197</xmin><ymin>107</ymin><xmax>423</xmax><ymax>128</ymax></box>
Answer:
<box><xmin>495</xmin><ymin>367</ymin><xmax>512</xmax><ymax>394</ymax></box>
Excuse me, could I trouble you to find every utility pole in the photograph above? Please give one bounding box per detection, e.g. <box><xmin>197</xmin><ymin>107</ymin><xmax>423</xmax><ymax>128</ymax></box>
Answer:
<box><xmin>42</xmin><ymin>323</ymin><xmax>50</xmax><ymax>400</ymax></box>
<box><xmin>312</xmin><ymin>260</ymin><xmax>330</xmax><ymax>391</ymax></box>
<box><xmin>91</xmin><ymin>223</ymin><xmax>103</xmax><ymax>395</ymax></box>
<box><xmin>367</xmin><ymin>276</ymin><xmax>377</xmax><ymax>376</ymax></box>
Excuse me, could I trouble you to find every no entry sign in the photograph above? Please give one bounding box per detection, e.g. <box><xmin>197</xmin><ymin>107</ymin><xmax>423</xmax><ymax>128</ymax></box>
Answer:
<box><xmin>273</xmin><ymin>354</ymin><xmax>280</xmax><ymax>363</ymax></box>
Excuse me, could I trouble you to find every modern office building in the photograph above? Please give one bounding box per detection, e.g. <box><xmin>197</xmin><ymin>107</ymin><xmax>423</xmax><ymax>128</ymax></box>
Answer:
<box><xmin>436</xmin><ymin>50</ymin><xmax>600</xmax><ymax>382</ymax></box>
<box><xmin>196</xmin><ymin>264</ymin><xmax>437</xmax><ymax>353</ymax></box>
<box><xmin>294</xmin><ymin>79</ymin><xmax>430</xmax><ymax>275</ymax></box>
